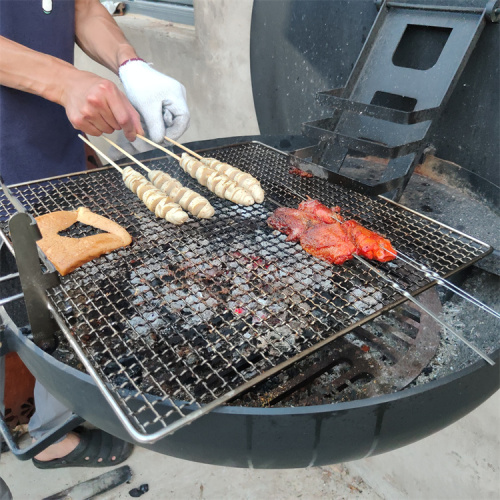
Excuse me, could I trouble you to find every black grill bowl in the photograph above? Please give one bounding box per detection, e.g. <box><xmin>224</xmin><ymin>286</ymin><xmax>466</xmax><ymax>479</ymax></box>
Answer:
<box><xmin>3</xmin><ymin>321</ymin><xmax>498</xmax><ymax>468</ymax></box>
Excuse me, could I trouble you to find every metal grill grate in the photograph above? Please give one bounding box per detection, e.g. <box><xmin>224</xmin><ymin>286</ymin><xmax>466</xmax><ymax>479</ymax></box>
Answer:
<box><xmin>0</xmin><ymin>142</ymin><xmax>490</xmax><ymax>441</ymax></box>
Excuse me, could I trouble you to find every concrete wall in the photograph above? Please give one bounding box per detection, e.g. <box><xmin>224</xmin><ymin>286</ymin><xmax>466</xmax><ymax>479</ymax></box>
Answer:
<box><xmin>75</xmin><ymin>0</ymin><xmax>259</xmax><ymax>154</ymax></box>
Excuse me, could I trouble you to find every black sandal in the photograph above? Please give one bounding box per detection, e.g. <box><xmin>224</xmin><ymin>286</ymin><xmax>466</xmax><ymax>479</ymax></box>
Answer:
<box><xmin>32</xmin><ymin>427</ymin><xmax>133</xmax><ymax>469</ymax></box>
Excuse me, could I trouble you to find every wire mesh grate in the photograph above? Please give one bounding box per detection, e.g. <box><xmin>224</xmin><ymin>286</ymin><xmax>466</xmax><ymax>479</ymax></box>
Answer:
<box><xmin>0</xmin><ymin>142</ymin><xmax>490</xmax><ymax>438</ymax></box>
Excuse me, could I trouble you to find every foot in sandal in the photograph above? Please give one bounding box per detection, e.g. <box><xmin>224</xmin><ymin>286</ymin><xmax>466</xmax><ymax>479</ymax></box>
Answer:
<box><xmin>32</xmin><ymin>427</ymin><xmax>133</xmax><ymax>469</ymax></box>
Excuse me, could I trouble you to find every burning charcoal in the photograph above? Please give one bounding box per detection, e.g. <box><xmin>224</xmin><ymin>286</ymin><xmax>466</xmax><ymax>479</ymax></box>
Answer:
<box><xmin>186</xmin><ymin>354</ymin><xmax>198</xmax><ymax>365</ymax></box>
<box><xmin>135</xmin><ymin>326</ymin><xmax>151</xmax><ymax>336</ymax></box>
<box><xmin>129</xmin><ymin>317</ymin><xmax>147</xmax><ymax>328</ymax></box>
<box><xmin>171</xmin><ymin>299</ymin><xmax>186</xmax><ymax>311</ymax></box>
<box><xmin>362</xmin><ymin>296</ymin><xmax>379</xmax><ymax>307</ymax></box>
<box><xmin>353</xmin><ymin>301</ymin><xmax>372</xmax><ymax>314</ymax></box>
<box><xmin>252</xmin><ymin>311</ymin><xmax>268</xmax><ymax>324</ymax></box>
<box><xmin>144</xmin><ymin>311</ymin><xmax>159</xmax><ymax>322</ymax></box>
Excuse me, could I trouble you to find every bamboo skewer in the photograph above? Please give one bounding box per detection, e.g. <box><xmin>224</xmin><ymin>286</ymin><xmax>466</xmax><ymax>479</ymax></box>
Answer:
<box><xmin>78</xmin><ymin>135</ymin><xmax>188</xmax><ymax>225</ymax></box>
<box><xmin>160</xmin><ymin>135</ymin><xmax>204</xmax><ymax>161</ymax></box>
<box><xmin>102</xmin><ymin>136</ymin><xmax>152</xmax><ymax>173</ymax></box>
<box><xmin>79</xmin><ymin>135</ymin><xmax>124</xmax><ymax>174</ymax></box>
<box><xmin>162</xmin><ymin>136</ymin><xmax>265</xmax><ymax>203</ymax></box>
<box><xmin>102</xmin><ymin>137</ymin><xmax>214</xmax><ymax>219</ymax></box>
<box><xmin>136</xmin><ymin>135</ymin><xmax>254</xmax><ymax>206</ymax></box>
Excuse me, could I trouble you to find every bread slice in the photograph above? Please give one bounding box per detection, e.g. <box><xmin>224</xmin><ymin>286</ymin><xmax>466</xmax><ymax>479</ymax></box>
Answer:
<box><xmin>35</xmin><ymin>207</ymin><xmax>132</xmax><ymax>276</ymax></box>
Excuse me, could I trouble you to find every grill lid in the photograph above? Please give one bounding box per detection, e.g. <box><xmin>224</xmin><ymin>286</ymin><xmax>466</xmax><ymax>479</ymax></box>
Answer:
<box><xmin>0</xmin><ymin>142</ymin><xmax>491</xmax><ymax>442</ymax></box>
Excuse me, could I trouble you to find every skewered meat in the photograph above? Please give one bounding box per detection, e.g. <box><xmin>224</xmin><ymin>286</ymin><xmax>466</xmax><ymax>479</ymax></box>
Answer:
<box><xmin>343</xmin><ymin>220</ymin><xmax>396</xmax><ymax>262</ymax></box>
<box><xmin>148</xmin><ymin>170</ymin><xmax>215</xmax><ymax>219</ymax></box>
<box><xmin>122</xmin><ymin>167</ymin><xmax>188</xmax><ymax>225</ymax></box>
<box><xmin>268</xmin><ymin>200</ymin><xmax>396</xmax><ymax>265</ymax></box>
<box><xmin>36</xmin><ymin>207</ymin><xmax>132</xmax><ymax>276</ymax></box>
<box><xmin>297</xmin><ymin>199</ymin><xmax>343</xmax><ymax>224</ymax></box>
<box><xmin>267</xmin><ymin>207</ymin><xmax>321</xmax><ymax>242</ymax></box>
<box><xmin>300</xmin><ymin>222</ymin><xmax>357</xmax><ymax>265</ymax></box>
<box><xmin>298</xmin><ymin>200</ymin><xmax>396</xmax><ymax>261</ymax></box>
<box><xmin>179</xmin><ymin>153</ymin><xmax>254</xmax><ymax>206</ymax></box>
<box><xmin>200</xmin><ymin>157</ymin><xmax>265</xmax><ymax>203</ymax></box>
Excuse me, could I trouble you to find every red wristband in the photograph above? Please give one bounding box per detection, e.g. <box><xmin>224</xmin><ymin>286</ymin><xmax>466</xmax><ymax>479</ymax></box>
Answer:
<box><xmin>119</xmin><ymin>57</ymin><xmax>146</xmax><ymax>69</ymax></box>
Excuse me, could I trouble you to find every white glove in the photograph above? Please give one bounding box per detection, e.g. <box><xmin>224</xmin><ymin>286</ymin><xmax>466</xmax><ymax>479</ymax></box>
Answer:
<box><xmin>119</xmin><ymin>60</ymin><xmax>190</xmax><ymax>143</ymax></box>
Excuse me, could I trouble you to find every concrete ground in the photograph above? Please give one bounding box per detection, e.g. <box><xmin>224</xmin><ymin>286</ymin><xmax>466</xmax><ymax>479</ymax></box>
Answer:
<box><xmin>1</xmin><ymin>391</ymin><xmax>498</xmax><ymax>500</ymax></box>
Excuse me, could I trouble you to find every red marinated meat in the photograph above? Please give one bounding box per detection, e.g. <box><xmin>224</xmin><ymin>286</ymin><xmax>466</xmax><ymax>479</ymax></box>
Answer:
<box><xmin>343</xmin><ymin>219</ymin><xmax>396</xmax><ymax>262</ymax></box>
<box><xmin>299</xmin><ymin>222</ymin><xmax>357</xmax><ymax>265</ymax></box>
<box><xmin>267</xmin><ymin>200</ymin><xmax>396</xmax><ymax>265</ymax></box>
<box><xmin>298</xmin><ymin>199</ymin><xmax>344</xmax><ymax>223</ymax></box>
<box><xmin>267</xmin><ymin>207</ymin><xmax>321</xmax><ymax>242</ymax></box>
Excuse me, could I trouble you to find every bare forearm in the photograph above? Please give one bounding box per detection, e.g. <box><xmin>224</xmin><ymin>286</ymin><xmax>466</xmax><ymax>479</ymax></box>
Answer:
<box><xmin>0</xmin><ymin>32</ymin><xmax>142</xmax><ymax>141</ymax></box>
<box><xmin>0</xmin><ymin>35</ymin><xmax>77</xmax><ymax>105</ymax></box>
<box><xmin>75</xmin><ymin>0</ymin><xmax>138</xmax><ymax>73</ymax></box>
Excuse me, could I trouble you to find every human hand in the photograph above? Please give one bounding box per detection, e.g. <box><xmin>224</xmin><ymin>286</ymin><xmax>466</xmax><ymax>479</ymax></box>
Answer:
<box><xmin>119</xmin><ymin>59</ymin><xmax>190</xmax><ymax>143</ymax></box>
<box><xmin>60</xmin><ymin>70</ymin><xmax>143</xmax><ymax>142</ymax></box>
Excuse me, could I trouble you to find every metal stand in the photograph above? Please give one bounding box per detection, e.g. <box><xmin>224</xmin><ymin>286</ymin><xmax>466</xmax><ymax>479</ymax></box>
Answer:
<box><xmin>8</xmin><ymin>212</ymin><xmax>60</xmax><ymax>353</ymax></box>
<box><xmin>296</xmin><ymin>0</ymin><xmax>500</xmax><ymax>199</ymax></box>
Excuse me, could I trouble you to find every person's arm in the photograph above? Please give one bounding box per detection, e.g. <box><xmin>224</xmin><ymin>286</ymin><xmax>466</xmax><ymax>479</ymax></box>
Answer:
<box><xmin>74</xmin><ymin>0</ymin><xmax>138</xmax><ymax>72</ymax></box>
<box><xmin>0</xmin><ymin>33</ymin><xmax>142</xmax><ymax>141</ymax></box>
<box><xmin>73</xmin><ymin>0</ymin><xmax>190</xmax><ymax>144</ymax></box>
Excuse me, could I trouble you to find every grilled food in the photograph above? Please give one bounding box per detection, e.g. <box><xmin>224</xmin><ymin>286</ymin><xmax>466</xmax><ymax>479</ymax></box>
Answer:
<box><xmin>267</xmin><ymin>207</ymin><xmax>321</xmax><ymax>242</ymax></box>
<box><xmin>200</xmin><ymin>157</ymin><xmax>265</xmax><ymax>203</ymax></box>
<box><xmin>36</xmin><ymin>207</ymin><xmax>132</xmax><ymax>276</ymax></box>
<box><xmin>300</xmin><ymin>222</ymin><xmax>357</xmax><ymax>265</ymax></box>
<box><xmin>148</xmin><ymin>170</ymin><xmax>214</xmax><ymax>219</ymax></box>
<box><xmin>289</xmin><ymin>167</ymin><xmax>314</xmax><ymax>178</ymax></box>
<box><xmin>122</xmin><ymin>167</ymin><xmax>188</xmax><ymax>225</ymax></box>
<box><xmin>179</xmin><ymin>153</ymin><xmax>254</xmax><ymax>206</ymax></box>
<box><xmin>343</xmin><ymin>220</ymin><xmax>396</xmax><ymax>262</ymax></box>
<box><xmin>297</xmin><ymin>199</ymin><xmax>343</xmax><ymax>224</ymax></box>
<box><xmin>267</xmin><ymin>200</ymin><xmax>396</xmax><ymax>265</ymax></box>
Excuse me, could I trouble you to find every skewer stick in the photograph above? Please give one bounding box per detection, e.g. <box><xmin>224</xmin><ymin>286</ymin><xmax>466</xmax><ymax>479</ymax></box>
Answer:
<box><xmin>383</xmin><ymin>246</ymin><xmax>500</xmax><ymax>321</ymax></box>
<box><xmin>136</xmin><ymin>134</ymin><xmax>181</xmax><ymax>161</ymax></box>
<box><xmin>102</xmin><ymin>136</ymin><xmax>151</xmax><ymax>173</ymax></box>
<box><xmin>324</xmin><ymin>206</ymin><xmax>500</xmax><ymax>322</ymax></box>
<box><xmin>78</xmin><ymin>135</ymin><xmax>123</xmax><ymax>174</ymax></box>
<box><xmin>353</xmin><ymin>253</ymin><xmax>495</xmax><ymax>366</ymax></box>
<box><xmin>162</xmin><ymin>135</ymin><xmax>203</xmax><ymax>160</ymax></box>
<box><xmin>299</xmin><ymin>200</ymin><xmax>495</xmax><ymax>364</ymax></box>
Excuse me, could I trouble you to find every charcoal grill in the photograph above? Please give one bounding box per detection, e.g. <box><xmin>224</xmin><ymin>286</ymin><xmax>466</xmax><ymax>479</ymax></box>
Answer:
<box><xmin>1</xmin><ymin>0</ymin><xmax>499</xmax><ymax>468</ymax></box>
<box><xmin>1</xmin><ymin>137</ymin><xmax>499</xmax><ymax>466</ymax></box>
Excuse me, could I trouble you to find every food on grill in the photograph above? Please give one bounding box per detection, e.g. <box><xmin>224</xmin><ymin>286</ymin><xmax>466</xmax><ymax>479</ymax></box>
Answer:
<box><xmin>267</xmin><ymin>207</ymin><xmax>321</xmax><ymax>242</ymax></box>
<box><xmin>289</xmin><ymin>167</ymin><xmax>314</xmax><ymax>178</ymax></box>
<box><xmin>35</xmin><ymin>207</ymin><xmax>132</xmax><ymax>276</ymax></box>
<box><xmin>300</xmin><ymin>222</ymin><xmax>357</xmax><ymax>265</ymax></box>
<box><xmin>200</xmin><ymin>157</ymin><xmax>265</xmax><ymax>203</ymax></box>
<box><xmin>148</xmin><ymin>170</ymin><xmax>215</xmax><ymax>219</ymax></box>
<box><xmin>343</xmin><ymin>220</ymin><xmax>396</xmax><ymax>262</ymax></box>
<box><xmin>122</xmin><ymin>167</ymin><xmax>189</xmax><ymax>225</ymax></box>
<box><xmin>267</xmin><ymin>200</ymin><xmax>396</xmax><ymax>265</ymax></box>
<box><xmin>298</xmin><ymin>199</ymin><xmax>343</xmax><ymax>224</ymax></box>
<box><xmin>179</xmin><ymin>153</ymin><xmax>255</xmax><ymax>206</ymax></box>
